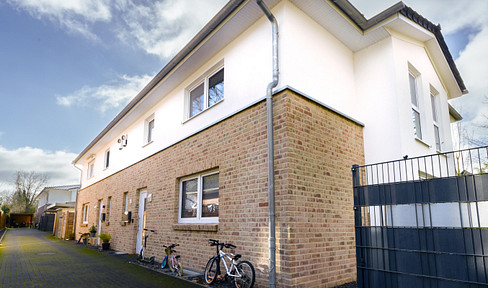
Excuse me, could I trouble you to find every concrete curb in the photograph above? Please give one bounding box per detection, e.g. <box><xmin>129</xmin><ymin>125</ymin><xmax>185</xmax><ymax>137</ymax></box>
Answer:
<box><xmin>0</xmin><ymin>228</ymin><xmax>7</xmax><ymax>243</ymax></box>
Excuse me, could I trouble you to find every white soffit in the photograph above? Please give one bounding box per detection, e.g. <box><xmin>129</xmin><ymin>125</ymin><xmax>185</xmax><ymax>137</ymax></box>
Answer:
<box><xmin>290</xmin><ymin>0</ymin><xmax>391</xmax><ymax>52</ymax></box>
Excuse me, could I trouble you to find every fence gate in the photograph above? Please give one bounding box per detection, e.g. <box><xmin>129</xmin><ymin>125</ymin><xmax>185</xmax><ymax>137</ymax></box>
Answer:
<box><xmin>352</xmin><ymin>146</ymin><xmax>488</xmax><ymax>288</ymax></box>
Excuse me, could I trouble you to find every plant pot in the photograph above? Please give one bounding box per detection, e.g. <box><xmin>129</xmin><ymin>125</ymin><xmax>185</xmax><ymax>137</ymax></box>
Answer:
<box><xmin>90</xmin><ymin>232</ymin><xmax>96</xmax><ymax>237</ymax></box>
<box><xmin>102</xmin><ymin>243</ymin><xmax>110</xmax><ymax>250</ymax></box>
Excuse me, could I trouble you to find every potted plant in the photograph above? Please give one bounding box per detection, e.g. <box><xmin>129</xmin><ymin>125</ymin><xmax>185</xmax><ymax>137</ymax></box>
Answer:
<box><xmin>89</xmin><ymin>224</ymin><xmax>97</xmax><ymax>237</ymax></box>
<box><xmin>99</xmin><ymin>233</ymin><xmax>111</xmax><ymax>250</ymax></box>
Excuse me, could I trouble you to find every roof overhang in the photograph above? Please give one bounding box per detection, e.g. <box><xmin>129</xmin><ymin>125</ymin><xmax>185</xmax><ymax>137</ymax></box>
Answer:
<box><xmin>449</xmin><ymin>103</ymin><xmax>463</xmax><ymax>122</ymax></box>
<box><xmin>46</xmin><ymin>202</ymin><xmax>76</xmax><ymax>210</ymax></box>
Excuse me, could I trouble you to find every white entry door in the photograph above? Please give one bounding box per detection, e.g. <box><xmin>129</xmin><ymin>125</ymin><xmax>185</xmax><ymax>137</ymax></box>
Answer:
<box><xmin>136</xmin><ymin>190</ymin><xmax>147</xmax><ymax>254</ymax></box>
<box><xmin>97</xmin><ymin>200</ymin><xmax>103</xmax><ymax>246</ymax></box>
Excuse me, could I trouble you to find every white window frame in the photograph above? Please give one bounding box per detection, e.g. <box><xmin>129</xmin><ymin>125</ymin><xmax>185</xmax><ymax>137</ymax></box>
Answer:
<box><xmin>124</xmin><ymin>192</ymin><xmax>129</xmax><ymax>213</ymax></box>
<box><xmin>178</xmin><ymin>170</ymin><xmax>219</xmax><ymax>224</ymax></box>
<box><xmin>104</xmin><ymin>149</ymin><xmax>110</xmax><ymax>169</ymax></box>
<box><xmin>409</xmin><ymin>66</ymin><xmax>423</xmax><ymax>140</ymax></box>
<box><xmin>107</xmin><ymin>196</ymin><xmax>112</xmax><ymax>222</ymax></box>
<box><xmin>185</xmin><ymin>63</ymin><xmax>224</xmax><ymax>120</ymax></box>
<box><xmin>87</xmin><ymin>160</ymin><xmax>95</xmax><ymax>179</ymax></box>
<box><xmin>82</xmin><ymin>203</ymin><xmax>89</xmax><ymax>224</ymax></box>
<box><xmin>144</xmin><ymin>114</ymin><xmax>155</xmax><ymax>145</ymax></box>
<box><xmin>431</xmin><ymin>87</ymin><xmax>442</xmax><ymax>151</ymax></box>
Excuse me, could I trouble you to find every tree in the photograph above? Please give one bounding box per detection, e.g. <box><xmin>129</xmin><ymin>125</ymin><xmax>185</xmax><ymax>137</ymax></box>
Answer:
<box><xmin>1</xmin><ymin>204</ymin><xmax>10</xmax><ymax>216</ymax></box>
<box><xmin>11</xmin><ymin>171</ymin><xmax>48</xmax><ymax>213</ymax></box>
<box><xmin>466</xmin><ymin>96</ymin><xmax>488</xmax><ymax>147</ymax></box>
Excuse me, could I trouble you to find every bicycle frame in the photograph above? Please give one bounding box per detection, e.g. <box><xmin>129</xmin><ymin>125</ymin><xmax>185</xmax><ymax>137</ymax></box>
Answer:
<box><xmin>218</xmin><ymin>249</ymin><xmax>242</xmax><ymax>278</ymax></box>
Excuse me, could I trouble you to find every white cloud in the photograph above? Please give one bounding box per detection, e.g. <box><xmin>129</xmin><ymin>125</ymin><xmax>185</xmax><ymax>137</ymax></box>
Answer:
<box><xmin>7</xmin><ymin>0</ymin><xmax>112</xmax><ymax>41</ymax></box>
<box><xmin>0</xmin><ymin>146</ymin><xmax>80</xmax><ymax>194</ymax></box>
<box><xmin>7</xmin><ymin>0</ymin><xmax>227</xmax><ymax>57</ymax></box>
<box><xmin>56</xmin><ymin>74</ymin><xmax>153</xmax><ymax>113</ymax></box>
<box><xmin>115</xmin><ymin>0</ymin><xmax>227</xmax><ymax>59</ymax></box>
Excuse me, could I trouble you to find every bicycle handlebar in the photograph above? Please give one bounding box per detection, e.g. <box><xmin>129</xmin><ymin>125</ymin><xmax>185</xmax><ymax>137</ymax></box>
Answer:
<box><xmin>163</xmin><ymin>243</ymin><xmax>179</xmax><ymax>249</ymax></box>
<box><xmin>208</xmin><ymin>239</ymin><xmax>236</xmax><ymax>249</ymax></box>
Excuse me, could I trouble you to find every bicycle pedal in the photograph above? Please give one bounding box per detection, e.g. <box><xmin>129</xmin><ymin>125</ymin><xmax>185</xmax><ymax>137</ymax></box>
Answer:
<box><xmin>216</xmin><ymin>275</ymin><xmax>225</xmax><ymax>281</ymax></box>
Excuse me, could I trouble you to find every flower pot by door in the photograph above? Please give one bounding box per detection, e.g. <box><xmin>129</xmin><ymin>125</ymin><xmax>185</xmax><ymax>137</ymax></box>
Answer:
<box><xmin>102</xmin><ymin>243</ymin><xmax>110</xmax><ymax>250</ymax></box>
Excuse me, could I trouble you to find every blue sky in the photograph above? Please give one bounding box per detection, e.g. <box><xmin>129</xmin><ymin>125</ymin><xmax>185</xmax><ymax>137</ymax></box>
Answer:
<box><xmin>0</xmin><ymin>0</ymin><xmax>486</xmax><ymax>192</ymax></box>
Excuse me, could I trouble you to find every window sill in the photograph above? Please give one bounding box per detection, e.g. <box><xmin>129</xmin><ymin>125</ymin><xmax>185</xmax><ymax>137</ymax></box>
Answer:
<box><xmin>415</xmin><ymin>137</ymin><xmax>431</xmax><ymax>148</ymax></box>
<box><xmin>142</xmin><ymin>140</ymin><xmax>153</xmax><ymax>148</ymax></box>
<box><xmin>182</xmin><ymin>99</ymin><xmax>224</xmax><ymax>124</ymax></box>
<box><xmin>172</xmin><ymin>223</ymin><xmax>218</xmax><ymax>232</ymax></box>
<box><xmin>81</xmin><ymin>223</ymin><xmax>88</xmax><ymax>227</ymax></box>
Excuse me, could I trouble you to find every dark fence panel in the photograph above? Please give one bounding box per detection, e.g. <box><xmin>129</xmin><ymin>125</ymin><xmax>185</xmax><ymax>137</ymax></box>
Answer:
<box><xmin>353</xmin><ymin>146</ymin><xmax>488</xmax><ymax>288</ymax></box>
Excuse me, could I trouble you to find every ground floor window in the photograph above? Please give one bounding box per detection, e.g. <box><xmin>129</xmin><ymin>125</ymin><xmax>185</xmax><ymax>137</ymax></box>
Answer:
<box><xmin>179</xmin><ymin>171</ymin><xmax>219</xmax><ymax>223</ymax></box>
<box><xmin>82</xmin><ymin>203</ymin><xmax>89</xmax><ymax>224</ymax></box>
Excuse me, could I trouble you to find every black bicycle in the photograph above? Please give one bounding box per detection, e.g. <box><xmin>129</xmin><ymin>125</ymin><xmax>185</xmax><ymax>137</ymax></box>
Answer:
<box><xmin>204</xmin><ymin>239</ymin><xmax>255</xmax><ymax>288</ymax></box>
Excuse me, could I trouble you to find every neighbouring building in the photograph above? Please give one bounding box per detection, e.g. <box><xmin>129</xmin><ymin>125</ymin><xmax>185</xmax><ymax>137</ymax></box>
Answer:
<box><xmin>36</xmin><ymin>185</ymin><xmax>79</xmax><ymax>238</ymax></box>
<box><xmin>73</xmin><ymin>0</ymin><xmax>466</xmax><ymax>287</ymax></box>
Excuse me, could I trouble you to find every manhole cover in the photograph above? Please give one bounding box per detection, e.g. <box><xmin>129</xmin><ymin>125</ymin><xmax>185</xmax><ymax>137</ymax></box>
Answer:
<box><xmin>36</xmin><ymin>252</ymin><xmax>56</xmax><ymax>255</ymax></box>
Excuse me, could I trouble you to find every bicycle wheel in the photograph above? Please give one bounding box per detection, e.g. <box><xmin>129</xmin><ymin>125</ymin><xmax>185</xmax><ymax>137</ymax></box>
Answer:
<box><xmin>137</xmin><ymin>249</ymin><xmax>143</xmax><ymax>261</ymax></box>
<box><xmin>204</xmin><ymin>257</ymin><xmax>220</xmax><ymax>284</ymax></box>
<box><xmin>234</xmin><ymin>261</ymin><xmax>255</xmax><ymax>288</ymax></box>
<box><xmin>169</xmin><ymin>256</ymin><xmax>176</xmax><ymax>272</ymax></box>
<box><xmin>161</xmin><ymin>256</ymin><xmax>168</xmax><ymax>269</ymax></box>
<box><xmin>176</xmin><ymin>262</ymin><xmax>183</xmax><ymax>276</ymax></box>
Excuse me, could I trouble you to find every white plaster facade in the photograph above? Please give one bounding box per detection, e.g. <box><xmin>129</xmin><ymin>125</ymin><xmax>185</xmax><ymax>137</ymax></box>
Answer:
<box><xmin>37</xmin><ymin>186</ymin><xmax>78</xmax><ymax>209</ymax></box>
<box><xmin>73</xmin><ymin>0</ymin><xmax>466</xmax><ymax>189</ymax></box>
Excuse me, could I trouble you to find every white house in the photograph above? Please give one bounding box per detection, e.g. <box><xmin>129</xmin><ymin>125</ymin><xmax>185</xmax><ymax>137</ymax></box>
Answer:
<box><xmin>72</xmin><ymin>1</ymin><xmax>466</xmax><ymax>287</ymax></box>
<box><xmin>36</xmin><ymin>185</ymin><xmax>79</xmax><ymax>237</ymax></box>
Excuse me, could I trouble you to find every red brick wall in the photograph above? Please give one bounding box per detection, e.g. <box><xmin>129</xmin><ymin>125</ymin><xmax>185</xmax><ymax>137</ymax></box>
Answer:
<box><xmin>76</xmin><ymin>89</ymin><xmax>364</xmax><ymax>287</ymax></box>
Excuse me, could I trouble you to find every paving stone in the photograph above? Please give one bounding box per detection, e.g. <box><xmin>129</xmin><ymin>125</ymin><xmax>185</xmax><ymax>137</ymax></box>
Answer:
<box><xmin>0</xmin><ymin>228</ymin><xmax>202</xmax><ymax>288</ymax></box>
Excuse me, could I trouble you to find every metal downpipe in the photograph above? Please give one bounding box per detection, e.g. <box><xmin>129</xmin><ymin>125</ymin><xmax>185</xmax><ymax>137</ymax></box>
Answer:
<box><xmin>256</xmin><ymin>0</ymin><xmax>279</xmax><ymax>287</ymax></box>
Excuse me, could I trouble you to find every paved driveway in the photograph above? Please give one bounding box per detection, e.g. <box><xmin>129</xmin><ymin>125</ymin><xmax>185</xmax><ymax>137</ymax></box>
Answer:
<box><xmin>0</xmin><ymin>228</ymin><xmax>200</xmax><ymax>288</ymax></box>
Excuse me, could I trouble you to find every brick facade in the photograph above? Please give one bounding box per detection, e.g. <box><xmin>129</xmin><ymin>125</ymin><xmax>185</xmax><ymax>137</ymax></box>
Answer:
<box><xmin>76</xmin><ymin>89</ymin><xmax>364</xmax><ymax>287</ymax></box>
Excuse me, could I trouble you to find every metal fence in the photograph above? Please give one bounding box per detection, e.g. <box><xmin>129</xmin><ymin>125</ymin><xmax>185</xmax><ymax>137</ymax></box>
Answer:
<box><xmin>352</xmin><ymin>146</ymin><xmax>488</xmax><ymax>288</ymax></box>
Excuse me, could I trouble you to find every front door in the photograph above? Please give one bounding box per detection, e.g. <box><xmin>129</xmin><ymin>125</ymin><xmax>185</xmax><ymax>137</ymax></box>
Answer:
<box><xmin>97</xmin><ymin>200</ymin><xmax>103</xmax><ymax>245</ymax></box>
<box><xmin>136</xmin><ymin>190</ymin><xmax>147</xmax><ymax>254</ymax></box>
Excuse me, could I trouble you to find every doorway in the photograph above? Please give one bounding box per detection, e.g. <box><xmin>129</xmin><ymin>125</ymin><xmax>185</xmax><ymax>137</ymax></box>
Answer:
<box><xmin>135</xmin><ymin>190</ymin><xmax>147</xmax><ymax>254</ymax></box>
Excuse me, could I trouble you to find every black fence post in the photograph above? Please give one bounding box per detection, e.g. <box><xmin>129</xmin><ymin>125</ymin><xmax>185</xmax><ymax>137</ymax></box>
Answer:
<box><xmin>352</xmin><ymin>164</ymin><xmax>364</xmax><ymax>288</ymax></box>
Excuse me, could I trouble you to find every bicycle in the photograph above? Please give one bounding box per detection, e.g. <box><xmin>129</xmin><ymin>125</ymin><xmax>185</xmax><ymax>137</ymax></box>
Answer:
<box><xmin>204</xmin><ymin>239</ymin><xmax>255</xmax><ymax>288</ymax></box>
<box><xmin>137</xmin><ymin>228</ymin><xmax>155</xmax><ymax>264</ymax></box>
<box><xmin>161</xmin><ymin>243</ymin><xmax>183</xmax><ymax>276</ymax></box>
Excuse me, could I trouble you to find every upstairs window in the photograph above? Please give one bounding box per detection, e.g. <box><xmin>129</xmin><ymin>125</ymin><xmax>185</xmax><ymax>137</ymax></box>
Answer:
<box><xmin>144</xmin><ymin>114</ymin><xmax>155</xmax><ymax>145</ymax></box>
<box><xmin>87</xmin><ymin>160</ymin><xmax>95</xmax><ymax>179</ymax></box>
<box><xmin>104</xmin><ymin>149</ymin><xmax>110</xmax><ymax>169</ymax></box>
<box><xmin>431</xmin><ymin>89</ymin><xmax>441</xmax><ymax>151</ymax></box>
<box><xmin>409</xmin><ymin>70</ymin><xmax>422</xmax><ymax>140</ymax></box>
<box><xmin>187</xmin><ymin>66</ymin><xmax>224</xmax><ymax>119</ymax></box>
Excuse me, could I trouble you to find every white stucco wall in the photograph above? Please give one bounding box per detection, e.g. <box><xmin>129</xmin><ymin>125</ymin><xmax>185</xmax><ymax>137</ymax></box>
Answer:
<box><xmin>78</xmin><ymin>1</ymin><xmax>458</xmax><ymax>188</ymax></box>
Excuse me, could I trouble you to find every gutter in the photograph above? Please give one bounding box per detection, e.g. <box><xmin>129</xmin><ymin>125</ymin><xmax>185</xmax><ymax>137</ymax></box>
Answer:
<box><xmin>256</xmin><ymin>1</ymin><xmax>279</xmax><ymax>287</ymax></box>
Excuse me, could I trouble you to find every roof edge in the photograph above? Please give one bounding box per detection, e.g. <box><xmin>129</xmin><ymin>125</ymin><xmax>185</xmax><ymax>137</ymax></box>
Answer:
<box><xmin>73</xmin><ymin>0</ymin><xmax>247</xmax><ymax>164</ymax></box>
<box><xmin>449</xmin><ymin>103</ymin><xmax>463</xmax><ymax>121</ymax></box>
<box><xmin>330</xmin><ymin>0</ymin><xmax>467</xmax><ymax>96</ymax></box>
